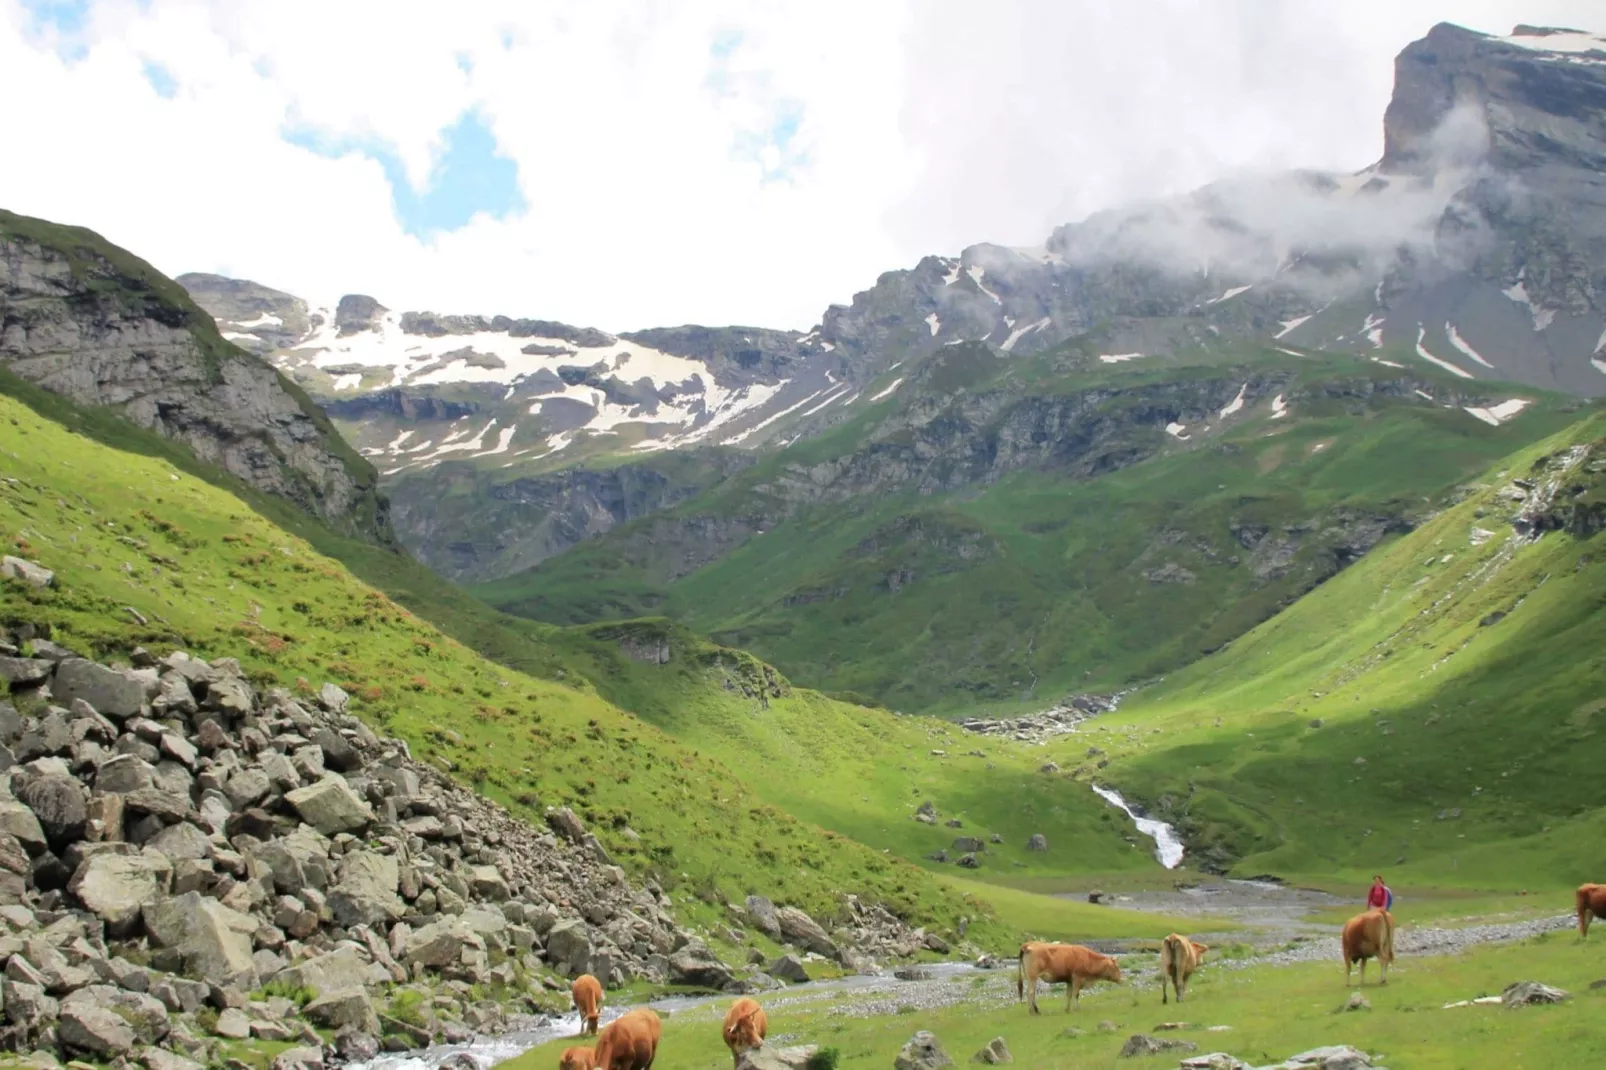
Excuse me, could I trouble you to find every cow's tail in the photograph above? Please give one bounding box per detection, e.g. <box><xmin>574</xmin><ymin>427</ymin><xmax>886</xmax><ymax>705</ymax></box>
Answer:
<box><xmin>1380</xmin><ymin>910</ymin><xmax>1396</xmax><ymax>964</ymax></box>
<box><xmin>1578</xmin><ymin>886</ymin><xmax>1592</xmax><ymax>937</ymax></box>
<box><xmin>1016</xmin><ymin>944</ymin><xmax>1026</xmax><ymax>1000</ymax></box>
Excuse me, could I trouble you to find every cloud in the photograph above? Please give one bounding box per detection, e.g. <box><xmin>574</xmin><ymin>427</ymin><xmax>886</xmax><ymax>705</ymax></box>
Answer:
<box><xmin>0</xmin><ymin>0</ymin><xmax>1601</xmax><ymax>331</ymax></box>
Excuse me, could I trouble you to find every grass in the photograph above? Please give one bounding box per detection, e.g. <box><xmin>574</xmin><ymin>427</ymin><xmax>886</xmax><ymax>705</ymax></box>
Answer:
<box><xmin>1071</xmin><ymin>412</ymin><xmax>1606</xmax><ymax>885</ymax></box>
<box><xmin>500</xmin><ymin>930</ymin><xmax>1606</xmax><ymax>1069</ymax></box>
<box><xmin>478</xmin><ymin>350</ymin><xmax>1583</xmax><ymax>715</ymax></box>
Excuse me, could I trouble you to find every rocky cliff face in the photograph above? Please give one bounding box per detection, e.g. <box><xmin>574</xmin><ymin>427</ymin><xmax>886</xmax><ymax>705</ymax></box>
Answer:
<box><xmin>1</xmin><ymin>213</ymin><xmax>390</xmax><ymax>544</ymax></box>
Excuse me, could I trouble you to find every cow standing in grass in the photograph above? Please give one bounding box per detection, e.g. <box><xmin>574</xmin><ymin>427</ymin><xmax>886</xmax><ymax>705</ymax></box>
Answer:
<box><xmin>1159</xmin><ymin>933</ymin><xmax>1209</xmax><ymax>1004</ymax></box>
<box><xmin>721</xmin><ymin>998</ymin><xmax>767</xmax><ymax>1065</ymax></box>
<box><xmin>1017</xmin><ymin>941</ymin><xmax>1125</xmax><ymax>1012</ymax></box>
<box><xmin>593</xmin><ymin>1009</ymin><xmax>661</xmax><ymax>1070</ymax></box>
<box><xmin>571</xmin><ymin>974</ymin><xmax>604</xmax><ymax>1036</ymax></box>
<box><xmin>1342</xmin><ymin>908</ymin><xmax>1395</xmax><ymax>986</ymax></box>
<box><xmin>1577</xmin><ymin>883</ymin><xmax>1606</xmax><ymax>937</ymax></box>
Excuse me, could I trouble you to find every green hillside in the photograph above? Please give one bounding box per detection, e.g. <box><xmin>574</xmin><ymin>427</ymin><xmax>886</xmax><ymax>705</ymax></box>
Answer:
<box><xmin>0</xmin><ymin>387</ymin><xmax>1178</xmax><ymax>948</ymax></box>
<box><xmin>1063</xmin><ymin>412</ymin><xmax>1606</xmax><ymax>885</ymax></box>
<box><xmin>477</xmin><ymin>343</ymin><xmax>1582</xmax><ymax>715</ymax></box>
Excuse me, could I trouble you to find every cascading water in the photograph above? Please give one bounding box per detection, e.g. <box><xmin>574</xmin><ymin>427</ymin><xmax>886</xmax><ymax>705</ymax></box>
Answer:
<box><xmin>1091</xmin><ymin>784</ymin><xmax>1185</xmax><ymax>868</ymax></box>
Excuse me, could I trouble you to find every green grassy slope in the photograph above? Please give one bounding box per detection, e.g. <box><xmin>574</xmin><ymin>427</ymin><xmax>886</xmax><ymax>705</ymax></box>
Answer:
<box><xmin>479</xmin><ymin>346</ymin><xmax>1582</xmax><ymax>715</ymax></box>
<box><xmin>1074</xmin><ymin>413</ymin><xmax>1606</xmax><ymax>887</ymax></box>
<box><xmin>0</xmin><ymin>391</ymin><xmax>1020</xmax><ymax>941</ymax></box>
<box><xmin>543</xmin><ymin>618</ymin><xmax>1164</xmax><ymax>880</ymax></box>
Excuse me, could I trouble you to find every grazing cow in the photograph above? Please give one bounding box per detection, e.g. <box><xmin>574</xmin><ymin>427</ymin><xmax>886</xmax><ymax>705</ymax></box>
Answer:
<box><xmin>1578</xmin><ymin>884</ymin><xmax>1606</xmax><ymax>938</ymax></box>
<box><xmin>593</xmin><ymin>1008</ymin><xmax>661</xmax><ymax>1070</ymax></box>
<box><xmin>571</xmin><ymin>974</ymin><xmax>604</xmax><ymax>1036</ymax></box>
<box><xmin>559</xmin><ymin>1047</ymin><xmax>597</xmax><ymax>1070</ymax></box>
<box><xmin>1159</xmin><ymin>933</ymin><xmax>1209</xmax><ymax>1004</ymax></box>
<box><xmin>1341</xmin><ymin>908</ymin><xmax>1395</xmax><ymax>986</ymax></box>
<box><xmin>1017</xmin><ymin>941</ymin><xmax>1125</xmax><ymax>1013</ymax></box>
<box><xmin>721</xmin><ymin>997</ymin><xmax>768</xmax><ymax>1063</ymax></box>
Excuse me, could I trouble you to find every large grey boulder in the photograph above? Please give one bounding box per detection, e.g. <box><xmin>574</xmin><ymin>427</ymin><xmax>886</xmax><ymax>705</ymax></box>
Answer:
<box><xmin>284</xmin><ymin>775</ymin><xmax>372</xmax><ymax>835</ymax></box>
<box><xmin>52</xmin><ymin>659</ymin><xmax>144</xmax><ymax>719</ymax></box>
<box><xmin>302</xmin><ymin>988</ymin><xmax>379</xmax><ymax>1033</ymax></box>
<box><xmin>667</xmin><ymin>943</ymin><xmax>735</xmax><ymax>989</ymax></box>
<box><xmin>95</xmin><ymin>754</ymin><xmax>156</xmax><ymax>794</ymax></box>
<box><xmin>327</xmin><ymin>850</ymin><xmax>401</xmax><ymax>928</ymax></box>
<box><xmin>1025</xmin><ymin>834</ymin><xmax>1048</xmax><ymax>851</ymax></box>
<box><xmin>769</xmin><ymin>954</ymin><xmax>809</xmax><ymax>983</ymax></box>
<box><xmin>0</xmin><ymin>657</ymin><xmax>52</xmax><ymax>686</ymax></box>
<box><xmin>0</xmin><ymin>556</ymin><xmax>54</xmax><ymax>588</ymax></box>
<box><xmin>147</xmin><ymin>823</ymin><xmax>211</xmax><ymax>861</ymax></box>
<box><xmin>970</xmin><ymin>1037</ymin><xmax>1012</xmax><ymax>1064</ymax></box>
<box><xmin>3</xmin><ymin>978</ymin><xmax>57</xmax><ymax>1024</ymax></box>
<box><xmin>1119</xmin><ymin>1034</ymin><xmax>1196</xmax><ymax>1058</ymax></box>
<box><xmin>1502</xmin><ymin>981</ymin><xmax>1570</xmax><ymax>1008</ymax></box>
<box><xmin>0</xmin><ymin>797</ymin><xmax>47</xmax><ymax>851</ymax></box>
<box><xmin>545</xmin><ymin>918</ymin><xmax>592</xmax><ymax>975</ymax></box>
<box><xmin>249</xmin><ymin>827</ymin><xmax>332</xmax><ymax>895</ymax></box>
<box><xmin>19</xmin><ymin>775</ymin><xmax>88</xmax><ymax>848</ymax></box>
<box><xmin>272</xmin><ymin>947</ymin><xmax>373</xmax><ymax>994</ymax></box>
<box><xmin>62</xmin><ymin>985</ymin><xmax>168</xmax><ymax>1044</ymax></box>
<box><xmin>895</xmin><ymin>1031</ymin><xmax>953</xmax><ymax>1070</ymax></box>
<box><xmin>59</xmin><ymin>1002</ymin><xmax>138</xmax><ymax>1055</ymax></box>
<box><xmin>745</xmin><ymin>895</ymin><xmax>782</xmax><ymax>939</ymax></box>
<box><xmin>776</xmin><ymin>905</ymin><xmax>838</xmax><ymax>958</ymax></box>
<box><xmin>736</xmin><ymin>1043</ymin><xmax>821</xmax><ymax>1070</ymax></box>
<box><xmin>223</xmin><ymin>767</ymin><xmax>270</xmax><ymax>810</ymax></box>
<box><xmin>68</xmin><ymin>850</ymin><xmax>173</xmax><ymax>928</ymax></box>
<box><xmin>142</xmin><ymin>892</ymin><xmax>258</xmax><ymax>987</ymax></box>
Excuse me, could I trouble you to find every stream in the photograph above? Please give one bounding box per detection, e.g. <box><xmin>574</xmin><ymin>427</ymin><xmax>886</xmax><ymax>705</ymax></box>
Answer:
<box><xmin>1091</xmin><ymin>784</ymin><xmax>1185</xmax><ymax>868</ymax></box>
<box><xmin>346</xmin><ymin>964</ymin><xmax>987</xmax><ymax>1070</ymax></box>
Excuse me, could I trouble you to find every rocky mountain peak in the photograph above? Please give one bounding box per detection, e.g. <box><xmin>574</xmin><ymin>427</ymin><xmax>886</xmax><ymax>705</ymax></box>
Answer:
<box><xmin>334</xmin><ymin>295</ymin><xmax>387</xmax><ymax>337</ymax></box>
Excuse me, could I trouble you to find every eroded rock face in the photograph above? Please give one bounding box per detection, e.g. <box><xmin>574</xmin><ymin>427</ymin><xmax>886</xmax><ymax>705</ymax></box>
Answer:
<box><xmin>0</xmin><ymin>217</ymin><xmax>390</xmax><ymax>543</ymax></box>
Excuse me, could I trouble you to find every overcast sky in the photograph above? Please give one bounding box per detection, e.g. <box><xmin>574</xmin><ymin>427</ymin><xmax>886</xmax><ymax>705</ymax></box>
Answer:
<box><xmin>2</xmin><ymin>1</ymin><xmax>1602</xmax><ymax>331</ymax></box>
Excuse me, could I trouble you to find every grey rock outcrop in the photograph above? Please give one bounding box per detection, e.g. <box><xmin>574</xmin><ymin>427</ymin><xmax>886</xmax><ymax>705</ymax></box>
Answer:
<box><xmin>895</xmin><ymin>1031</ymin><xmax>954</xmax><ymax>1070</ymax></box>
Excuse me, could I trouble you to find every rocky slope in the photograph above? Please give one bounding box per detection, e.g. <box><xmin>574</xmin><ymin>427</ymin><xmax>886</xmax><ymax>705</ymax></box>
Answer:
<box><xmin>172</xmin><ymin>23</ymin><xmax>1606</xmax><ymax>585</ymax></box>
<box><xmin>0</xmin><ymin>630</ymin><xmax>937</xmax><ymax>1066</ymax></box>
<box><xmin>0</xmin><ymin>213</ymin><xmax>389</xmax><ymax>545</ymax></box>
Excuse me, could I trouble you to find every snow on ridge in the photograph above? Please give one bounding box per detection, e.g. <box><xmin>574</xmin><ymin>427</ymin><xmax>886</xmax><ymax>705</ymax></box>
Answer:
<box><xmin>1414</xmin><ymin>326</ymin><xmax>1474</xmax><ymax>379</ymax></box>
<box><xmin>1274</xmin><ymin>347</ymin><xmax>1304</xmax><ymax>359</ymax></box>
<box><xmin>1219</xmin><ymin>383</ymin><xmax>1248</xmax><ymax>419</ymax></box>
<box><xmin>796</xmin><ymin>383</ymin><xmax>852</xmax><ymax>419</ymax></box>
<box><xmin>1500</xmin><ymin>27</ymin><xmax>1606</xmax><ymax>58</ymax></box>
<box><xmin>1362</xmin><ymin>313</ymin><xmax>1385</xmax><ymax>349</ymax></box>
<box><xmin>331</xmin><ymin>373</ymin><xmax>363</xmax><ymax>392</ymax></box>
<box><xmin>723</xmin><ymin>387</ymin><xmax>831</xmax><ymax>445</ymax></box>
<box><xmin>966</xmin><ymin>265</ymin><xmax>1003</xmax><ymax>305</ymax></box>
<box><xmin>1464</xmin><ymin>399</ymin><xmax>1532</xmax><ymax>427</ymax></box>
<box><xmin>1165</xmin><ymin>422</ymin><xmax>1190</xmax><ymax>440</ymax></box>
<box><xmin>1502</xmin><ymin>276</ymin><xmax>1555</xmax><ymax>332</ymax></box>
<box><xmin>925</xmin><ymin>313</ymin><xmax>941</xmax><ymax>337</ymax></box>
<box><xmin>869</xmin><ymin>377</ymin><xmax>905</xmax><ymax>402</ymax></box>
<box><xmin>1274</xmin><ymin>314</ymin><xmax>1311</xmax><ymax>340</ymax></box>
<box><xmin>1271</xmin><ymin>394</ymin><xmax>1287</xmax><ymax>419</ymax></box>
<box><xmin>941</xmin><ymin>259</ymin><xmax>962</xmax><ymax>286</ymax></box>
<box><xmin>473</xmin><ymin>425</ymin><xmax>518</xmax><ymax>457</ymax></box>
<box><xmin>1445</xmin><ymin>323</ymin><xmax>1494</xmax><ymax>368</ymax></box>
<box><xmin>1205</xmin><ymin>284</ymin><xmax>1252</xmax><ymax>305</ymax></box>
<box><xmin>234</xmin><ymin>311</ymin><xmax>283</xmax><ymax>330</ymax></box>
<box><xmin>1098</xmin><ymin>353</ymin><xmax>1144</xmax><ymax>364</ymax></box>
<box><xmin>1000</xmin><ymin>316</ymin><xmax>1051</xmax><ymax>352</ymax></box>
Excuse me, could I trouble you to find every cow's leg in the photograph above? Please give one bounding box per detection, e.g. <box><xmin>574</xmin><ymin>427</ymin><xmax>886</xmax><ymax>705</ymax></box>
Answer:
<box><xmin>1344</xmin><ymin>958</ymin><xmax>1352</xmax><ymax>988</ymax></box>
<box><xmin>1027</xmin><ymin>977</ymin><xmax>1039</xmax><ymax>1015</ymax></box>
<box><xmin>1161</xmin><ymin>966</ymin><xmax>1169</xmax><ymax>1005</ymax></box>
<box><xmin>1359</xmin><ymin>958</ymin><xmax>1368</xmax><ymax>987</ymax></box>
<box><xmin>1581</xmin><ymin>908</ymin><xmax>1592</xmax><ymax>940</ymax></box>
<box><xmin>1177</xmin><ymin>975</ymin><xmax>1187</xmax><ymax>1003</ymax></box>
<box><xmin>1068</xmin><ymin>976</ymin><xmax>1082</xmax><ymax>1012</ymax></box>
<box><xmin>1379</xmin><ymin>956</ymin><xmax>1388</xmax><ymax>986</ymax></box>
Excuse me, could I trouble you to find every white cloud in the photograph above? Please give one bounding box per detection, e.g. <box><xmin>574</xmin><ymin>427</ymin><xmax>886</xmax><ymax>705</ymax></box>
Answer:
<box><xmin>0</xmin><ymin>0</ymin><xmax>1601</xmax><ymax>331</ymax></box>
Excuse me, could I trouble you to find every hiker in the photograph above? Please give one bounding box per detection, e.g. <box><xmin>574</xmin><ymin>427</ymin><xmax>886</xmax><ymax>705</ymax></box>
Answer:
<box><xmin>1367</xmin><ymin>874</ymin><xmax>1394</xmax><ymax>912</ymax></box>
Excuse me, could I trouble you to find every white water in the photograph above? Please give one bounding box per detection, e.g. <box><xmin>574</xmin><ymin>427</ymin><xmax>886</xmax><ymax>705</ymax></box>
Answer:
<box><xmin>1091</xmin><ymin>785</ymin><xmax>1185</xmax><ymax>868</ymax></box>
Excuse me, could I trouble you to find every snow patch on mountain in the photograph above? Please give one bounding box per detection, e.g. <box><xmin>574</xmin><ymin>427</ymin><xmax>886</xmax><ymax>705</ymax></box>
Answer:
<box><xmin>1205</xmin><ymin>285</ymin><xmax>1252</xmax><ymax>305</ymax></box>
<box><xmin>1219</xmin><ymin>384</ymin><xmax>1247</xmax><ymax>419</ymax></box>
<box><xmin>869</xmin><ymin>377</ymin><xmax>905</xmax><ymax>402</ymax></box>
<box><xmin>1001</xmin><ymin>316</ymin><xmax>1051</xmax><ymax>352</ymax></box>
<box><xmin>966</xmin><ymin>265</ymin><xmax>1003</xmax><ymax>305</ymax></box>
<box><xmin>1464</xmin><ymin>399</ymin><xmax>1531</xmax><ymax>426</ymax></box>
<box><xmin>1271</xmin><ymin>394</ymin><xmax>1287</xmax><ymax>419</ymax></box>
<box><xmin>1362</xmin><ymin>314</ymin><xmax>1386</xmax><ymax>348</ymax></box>
<box><xmin>1445</xmin><ymin>323</ymin><xmax>1495</xmax><ymax>368</ymax></box>
<box><xmin>925</xmin><ymin>313</ymin><xmax>941</xmax><ymax>336</ymax></box>
<box><xmin>1098</xmin><ymin>353</ymin><xmax>1144</xmax><ymax>364</ymax></box>
<box><xmin>1415</xmin><ymin>326</ymin><xmax>1474</xmax><ymax>379</ymax></box>
<box><xmin>1275</xmin><ymin>315</ymin><xmax>1311</xmax><ymax>339</ymax></box>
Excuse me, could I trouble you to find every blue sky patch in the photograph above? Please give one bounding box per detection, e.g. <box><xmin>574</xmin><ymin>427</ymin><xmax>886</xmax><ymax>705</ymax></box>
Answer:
<box><xmin>284</xmin><ymin>109</ymin><xmax>525</xmax><ymax>240</ymax></box>
<box><xmin>22</xmin><ymin>0</ymin><xmax>91</xmax><ymax>60</ymax></box>
<box><xmin>142</xmin><ymin>61</ymin><xmax>176</xmax><ymax>99</ymax></box>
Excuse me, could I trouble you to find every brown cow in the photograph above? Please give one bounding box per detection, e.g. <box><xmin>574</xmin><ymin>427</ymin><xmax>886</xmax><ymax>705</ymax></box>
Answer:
<box><xmin>1159</xmin><ymin>933</ymin><xmax>1209</xmax><ymax>1004</ymax></box>
<box><xmin>1341</xmin><ymin>908</ymin><xmax>1395</xmax><ymax>986</ymax></box>
<box><xmin>571</xmin><ymin>974</ymin><xmax>604</xmax><ymax>1036</ymax></box>
<box><xmin>721</xmin><ymin>997</ymin><xmax>767</xmax><ymax>1064</ymax></box>
<box><xmin>559</xmin><ymin>1046</ymin><xmax>597</xmax><ymax>1070</ymax></box>
<box><xmin>1017</xmin><ymin>941</ymin><xmax>1125</xmax><ymax>1013</ymax></box>
<box><xmin>592</xmin><ymin>1008</ymin><xmax>661</xmax><ymax>1070</ymax></box>
<box><xmin>1577</xmin><ymin>884</ymin><xmax>1606</xmax><ymax>938</ymax></box>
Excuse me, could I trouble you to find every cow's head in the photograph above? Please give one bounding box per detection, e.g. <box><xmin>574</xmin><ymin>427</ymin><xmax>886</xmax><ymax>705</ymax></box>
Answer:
<box><xmin>1100</xmin><ymin>955</ymin><xmax>1125</xmax><ymax>984</ymax></box>
<box><xmin>559</xmin><ymin>1046</ymin><xmax>597</xmax><ymax>1070</ymax></box>
<box><xmin>1192</xmin><ymin>942</ymin><xmax>1210</xmax><ymax>963</ymax></box>
<box><xmin>724</xmin><ymin>1009</ymin><xmax>763</xmax><ymax>1052</ymax></box>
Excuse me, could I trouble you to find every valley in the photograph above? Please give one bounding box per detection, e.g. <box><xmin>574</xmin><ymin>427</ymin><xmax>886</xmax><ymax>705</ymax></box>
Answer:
<box><xmin>0</xmin><ymin>13</ymin><xmax>1603</xmax><ymax>1070</ymax></box>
